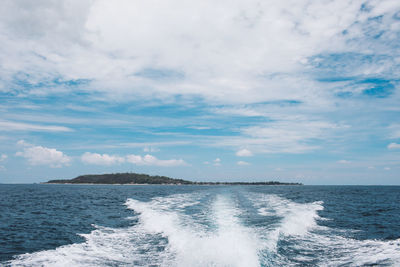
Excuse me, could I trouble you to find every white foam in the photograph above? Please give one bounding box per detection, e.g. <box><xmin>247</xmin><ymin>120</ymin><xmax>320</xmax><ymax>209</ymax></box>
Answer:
<box><xmin>126</xmin><ymin>194</ymin><xmax>262</xmax><ymax>267</ymax></box>
<box><xmin>292</xmin><ymin>231</ymin><xmax>400</xmax><ymax>266</ymax></box>
<box><xmin>248</xmin><ymin>192</ymin><xmax>400</xmax><ymax>266</ymax></box>
<box><xmin>8</xmin><ymin>224</ymin><xmax>168</xmax><ymax>266</ymax></box>
<box><xmin>8</xmin><ymin>192</ymin><xmax>263</xmax><ymax>266</ymax></box>
<box><xmin>247</xmin><ymin>193</ymin><xmax>324</xmax><ymax>247</ymax></box>
<box><xmin>7</xmin><ymin>191</ymin><xmax>400</xmax><ymax>267</ymax></box>
<box><xmin>338</xmin><ymin>238</ymin><xmax>400</xmax><ymax>266</ymax></box>
<box><xmin>7</xmin><ymin>193</ymin><xmax>204</xmax><ymax>267</ymax></box>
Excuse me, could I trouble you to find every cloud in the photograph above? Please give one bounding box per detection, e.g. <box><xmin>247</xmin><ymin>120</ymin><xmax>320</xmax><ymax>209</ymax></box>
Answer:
<box><xmin>188</xmin><ymin>126</ymin><xmax>212</xmax><ymax>130</ymax></box>
<box><xmin>337</xmin><ymin>160</ymin><xmax>351</xmax><ymax>164</ymax></box>
<box><xmin>209</xmin><ymin>117</ymin><xmax>342</xmax><ymax>154</ymax></box>
<box><xmin>143</xmin><ymin>147</ymin><xmax>160</xmax><ymax>152</ymax></box>
<box><xmin>384</xmin><ymin>167</ymin><xmax>391</xmax><ymax>171</ymax></box>
<box><xmin>0</xmin><ymin>154</ymin><xmax>7</xmax><ymax>170</ymax></box>
<box><xmin>213</xmin><ymin>107</ymin><xmax>265</xmax><ymax>117</ymax></box>
<box><xmin>388</xmin><ymin>124</ymin><xmax>400</xmax><ymax>139</ymax></box>
<box><xmin>80</xmin><ymin>151</ymin><xmax>187</xmax><ymax>167</ymax></box>
<box><xmin>213</xmin><ymin>158</ymin><xmax>221</xmax><ymax>166</ymax></box>
<box><xmin>1</xmin><ymin>0</ymin><xmax>399</xmax><ymax>107</ymax></box>
<box><xmin>17</xmin><ymin>140</ymin><xmax>30</xmax><ymax>146</ymax></box>
<box><xmin>237</xmin><ymin>161</ymin><xmax>250</xmax><ymax>166</ymax></box>
<box><xmin>120</xmin><ymin>141</ymin><xmax>191</xmax><ymax>148</ymax></box>
<box><xmin>126</xmin><ymin>154</ymin><xmax>186</xmax><ymax>167</ymax></box>
<box><xmin>81</xmin><ymin>152</ymin><xmax>125</xmax><ymax>165</ymax></box>
<box><xmin>1</xmin><ymin>0</ymin><xmax>400</xmax><ymax>183</ymax></box>
<box><xmin>236</xmin><ymin>148</ymin><xmax>253</xmax><ymax>157</ymax></box>
<box><xmin>0</xmin><ymin>154</ymin><xmax>7</xmax><ymax>162</ymax></box>
<box><xmin>388</xmin><ymin>143</ymin><xmax>400</xmax><ymax>149</ymax></box>
<box><xmin>16</xmin><ymin>141</ymin><xmax>70</xmax><ymax>167</ymax></box>
<box><xmin>0</xmin><ymin>121</ymin><xmax>72</xmax><ymax>132</ymax></box>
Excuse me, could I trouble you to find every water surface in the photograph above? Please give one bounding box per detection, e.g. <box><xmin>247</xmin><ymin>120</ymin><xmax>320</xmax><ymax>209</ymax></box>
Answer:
<box><xmin>1</xmin><ymin>184</ymin><xmax>399</xmax><ymax>266</ymax></box>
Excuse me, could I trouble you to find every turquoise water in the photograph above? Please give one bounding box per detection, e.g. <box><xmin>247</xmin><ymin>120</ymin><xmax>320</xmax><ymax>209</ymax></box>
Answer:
<box><xmin>1</xmin><ymin>184</ymin><xmax>400</xmax><ymax>266</ymax></box>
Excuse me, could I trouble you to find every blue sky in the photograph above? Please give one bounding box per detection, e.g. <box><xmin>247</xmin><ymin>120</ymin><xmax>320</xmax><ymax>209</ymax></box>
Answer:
<box><xmin>1</xmin><ymin>0</ymin><xmax>400</xmax><ymax>184</ymax></box>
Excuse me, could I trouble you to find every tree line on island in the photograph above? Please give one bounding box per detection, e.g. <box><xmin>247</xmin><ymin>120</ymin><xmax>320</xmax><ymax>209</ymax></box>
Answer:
<box><xmin>46</xmin><ymin>172</ymin><xmax>302</xmax><ymax>185</ymax></box>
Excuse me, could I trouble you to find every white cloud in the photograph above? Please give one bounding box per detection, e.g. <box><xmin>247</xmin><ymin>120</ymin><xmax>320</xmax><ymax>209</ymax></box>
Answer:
<box><xmin>143</xmin><ymin>147</ymin><xmax>160</xmax><ymax>152</ymax></box>
<box><xmin>126</xmin><ymin>154</ymin><xmax>186</xmax><ymax>167</ymax></box>
<box><xmin>80</xmin><ymin>152</ymin><xmax>187</xmax><ymax>167</ymax></box>
<box><xmin>120</xmin><ymin>141</ymin><xmax>191</xmax><ymax>148</ymax></box>
<box><xmin>214</xmin><ymin>158</ymin><xmax>221</xmax><ymax>166</ymax></box>
<box><xmin>1</xmin><ymin>0</ymin><xmax>398</xmax><ymax>107</ymax></box>
<box><xmin>209</xmin><ymin>118</ymin><xmax>342</xmax><ymax>154</ymax></box>
<box><xmin>1</xmin><ymin>0</ymin><xmax>400</xmax><ymax>176</ymax></box>
<box><xmin>125</xmin><ymin>154</ymin><xmax>142</xmax><ymax>165</ymax></box>
<box><xmin>16</xmin><ymin>141</ymin><xmax>70</xmax><ymax>167</ymax></box>
<box><xmin>388</xmin><ymin>124</ymin><xmax>400</xmax><ymax>139</ymax></box>
<box><xmin>388</xmin><ymin>143</ymin><xmax>400</xmax><ymax>149</ymax></box>
<box><xmin>384</xmin><ymin>167</ymin><xmax>391</xmax><ymax>171</ymax></box>
<box><xmin>189</xmin><ymin>126</ymin><xmax>211</xmax><ymax>130</ymax></box>
<box><xmin>0</xmin><ymin>154</ymin><xmax>7</xmax><ymax>162</ymax></box>
<box><xmin>236</xmin><ymin>148</ymin><xmax>253</xmax><ymax>157</ymax></box>
<box><xmin>0</xmin><ymin>121</ymin><xmax>72</xmax><ymax>132</ymax></box>
<box><xmin>214</xmin><ymin>107</ymin><xmax>264</xmax><ymax>117</ymax></box>
<box><xmin>237</xmin><ymin>161</ymin><xmax>250</xmax><ymax>166</ymax></box>
<box><xmin>81</xmin><ymin>152</ymin><xmax>125</xmax><ymax>165</ymax></box>
<box><xmin>337</xmin><ymin>160</ymin><xmax>351</xmax><ymax>164</ymax></box>
<box><xmin>0</xmin><ymin>154</ymin><xmax>7</xmax><ymax>170</ymax></box>
<box><xmin>17</xmin><ymin>140</ymin><xmax>30</xmax><ymax>146</ymax></box>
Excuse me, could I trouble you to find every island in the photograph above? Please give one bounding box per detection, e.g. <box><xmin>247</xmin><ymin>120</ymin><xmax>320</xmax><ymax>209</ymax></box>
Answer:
<box><xmin>45</xmin><ymin>172</ymin><xmax>302</xmax><ymax>185</ymax></box>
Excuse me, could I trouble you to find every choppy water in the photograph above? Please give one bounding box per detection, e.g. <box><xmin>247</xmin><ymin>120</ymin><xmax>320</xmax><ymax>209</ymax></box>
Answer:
<box><xmin>1</xmin><ymin>184</ymin><xmax>400</xmax><ymax>266</ymax></box>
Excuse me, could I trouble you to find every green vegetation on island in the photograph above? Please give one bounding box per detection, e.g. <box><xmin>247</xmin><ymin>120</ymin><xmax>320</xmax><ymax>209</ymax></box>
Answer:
<box><xmin>45</xmin><ymin>172</ymin><xmax>302</xmax><ymax>185</ymax></box>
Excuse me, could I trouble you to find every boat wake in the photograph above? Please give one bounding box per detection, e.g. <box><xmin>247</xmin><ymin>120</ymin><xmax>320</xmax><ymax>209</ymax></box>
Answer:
<box><xmin>7</xmin><ymin>191</ymin><xmax>400</xmax><ymax>266</ymax></box>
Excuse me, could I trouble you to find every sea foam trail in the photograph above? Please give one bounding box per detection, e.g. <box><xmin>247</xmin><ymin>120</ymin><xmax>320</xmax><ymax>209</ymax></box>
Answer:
<box><xmin>248</xmin><ymin>193</ymin><xmax>324</xmax><ymax>236</ymax></box>
<box><xmin>246</xmin><ymin>192</ymin><xmax>324</xmax><ymax>257</ymax></box>
<box><xmin>310</xmin><ymin>234</ymin><xmax>400</xmax><ymax>266</ymax></box>
<box><xmin>6</xmin><ymin>191</ymin><xmax>400</xmax><ymax>266</ymax></box>
<box><xmin>200</xmin><ymin>194</ymin><xmax>261</xmax><ymax>267</ymax></box>
<box><xmin>7</xmin><ymin>193</ymin><xmax>204</xmax><ymax>267</ymax></box>
<box><xmin>8</xmin><ymin>192</ymin><xmax>262</xmax><ymax>267</ymax></box>
<box><xmin>248</xmin><ymin>192</ymin><xmax>400</xmax><ymax>266</ymax></box>
<box><xmin>7</xmin><ymin>224</ymin><xmax>168</xmax><ymax>266</ymax></box>
<box><xmin>126</xmin><ymin>193</ymin><xmax>262</xmax><ymax>267</ymax></box>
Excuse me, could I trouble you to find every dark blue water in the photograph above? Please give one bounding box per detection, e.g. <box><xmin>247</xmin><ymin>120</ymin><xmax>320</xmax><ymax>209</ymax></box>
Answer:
<box><xmin>1</xmin><ymin>184</ymin><xmax>399</xmax><ymax>266</ymax></box>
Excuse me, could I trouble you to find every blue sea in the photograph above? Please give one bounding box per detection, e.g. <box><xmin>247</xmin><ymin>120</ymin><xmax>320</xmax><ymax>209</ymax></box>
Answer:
<box><xmin>1</xmin><ymin>184</ymin><xmax>400</xmax><ymax>266</ymax></box>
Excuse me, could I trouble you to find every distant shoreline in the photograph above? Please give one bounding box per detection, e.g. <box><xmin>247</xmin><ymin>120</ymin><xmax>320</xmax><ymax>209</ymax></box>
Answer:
<box><xmin>44</xmin><ymin>172</ymin><xmax>302</xmax><ymax>186</ymax></box>
<box><xmin>43</xmin><ymin>182</ymin><xmax>302</xmax><ymax>186</ymax></box>
<box><xmin>43</xmin><ymin>183</ymin><xmax>151</xmax><ymax>185</ymax></box>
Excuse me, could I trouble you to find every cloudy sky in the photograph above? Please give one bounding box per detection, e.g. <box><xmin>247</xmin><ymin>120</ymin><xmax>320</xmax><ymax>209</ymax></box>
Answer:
<box><xmin>1</xmin><ymin>0</ymin><xmax>400</xmax><ymax>184</ymax></box>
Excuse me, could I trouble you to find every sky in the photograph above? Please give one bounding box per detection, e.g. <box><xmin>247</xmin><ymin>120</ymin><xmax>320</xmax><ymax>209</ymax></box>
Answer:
<box><xmin>0</xmin><ymin>0</ymin><xmax>400</xmax><ymax>184</ymax></box>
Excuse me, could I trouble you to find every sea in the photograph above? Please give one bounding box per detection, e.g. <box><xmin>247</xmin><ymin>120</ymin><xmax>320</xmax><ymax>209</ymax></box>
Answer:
<box><xmin>1</xmin><ymin>184</ymin><xmax>400</xmax><ymax>266</ymax></box>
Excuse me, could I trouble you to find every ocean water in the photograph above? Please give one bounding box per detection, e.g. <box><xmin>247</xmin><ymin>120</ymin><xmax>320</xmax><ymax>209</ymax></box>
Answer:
<box><xmin>1</xmin><ymin>185</ymin><xmax>400</xmax><ymax>266</ymax></box>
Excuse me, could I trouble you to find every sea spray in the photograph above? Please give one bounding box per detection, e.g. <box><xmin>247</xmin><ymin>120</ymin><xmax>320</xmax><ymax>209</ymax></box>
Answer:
<box><xmin>126</xmin><ymin>193</ymin><xmax>262</xmax><ymax>267</ymax></box>
<box><xmin>5</xmin><ymin>187</ymin><xmax>400</xmax><ymax>267</ymax></box>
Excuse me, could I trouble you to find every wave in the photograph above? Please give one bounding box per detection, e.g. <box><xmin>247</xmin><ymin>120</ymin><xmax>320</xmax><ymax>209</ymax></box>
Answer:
<box><xmin>7</xmin><ymin>224</ymin><xmax>167</xmax><ymax>266</ymax></box>
<box><xmin>6</xmin><ymin>191</ymin><xmax>400</xmax><ymax>266</ymax></box>
<box><xmin>246</xmin><ymin>193</ymin><xmax>400</xmax><ymax>266</ymax></box>
<box><xmin>248</xmin><ymin>193</ymin><xmax>324</xmax><ymax>236</ymax></box>
<box><xmin>125</xmin><ymin>193</ymin><xmax>261</xmax><ymax>267</ymax></box>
